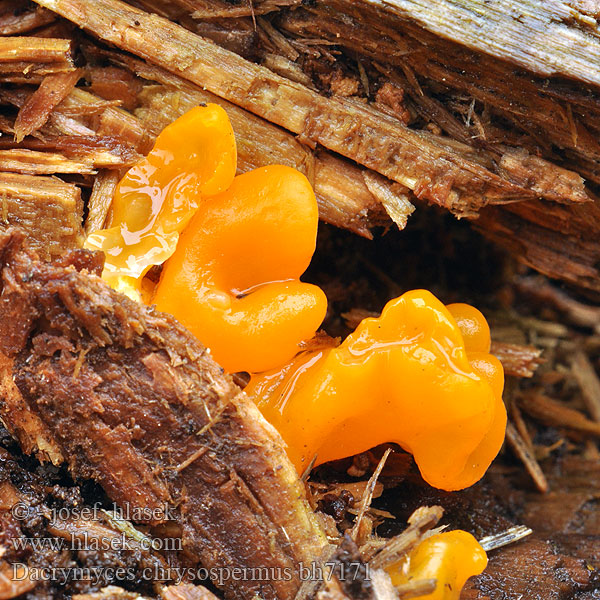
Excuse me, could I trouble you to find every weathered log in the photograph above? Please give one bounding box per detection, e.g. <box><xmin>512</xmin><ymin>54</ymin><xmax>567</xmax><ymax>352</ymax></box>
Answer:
<box><xmin>33</xmin><ymin>0</ymin><xmax>593</xmax><ymax>218</ymax></box>
<box><xmin>274</xmin><ymin>0</ymin><xmax>600</xmax><ymax>293</ymax></box>
<box><xmin>278</xmin><ymin>0</ymin><xmax>600</xmax><ymax>185</ymax></box>
<box><xmin>30</xmin><ymin>0</ymin><xmax>600</xmax><ymax>296</ymax></box>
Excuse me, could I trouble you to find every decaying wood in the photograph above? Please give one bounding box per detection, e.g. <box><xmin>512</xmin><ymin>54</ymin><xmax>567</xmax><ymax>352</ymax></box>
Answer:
<box><xmin>0</xmin><ymin>2</ymin><xmax>55</xmax><ymax>35</ymax></box>
<box><xmin>87</xmin><ymin>66</ymin><xmax>144</xmax><ymax>111</ymax></box>
<box><xmin>351</xmin><ymin>448</ymin><xmax>391</xmax><ymax>543</ymax></box>
<box><xmin>275</xmin><ymin>0</ymin><xmax>600</xmax><ymax>293</ymax></box>
<box><xmin>190</xmin><ymin>0</ymin><xmax>301</xmax><ymax>19</ymax></box>
<box><xmin>161</xmin><ymin>585</ymin><xmax>219</xmax><ymax>600</ymax></box>
<box><xmin>56</xmin><ymin>87</ymin><xmax>150</xmax><ymax>150</ymax></box>
<box><xmin>0</xmin><ymin>172</ymin><xmax>83</xmax><ymax>259</ymax></box>
<box><xmin>363</xmin><ymin>506</ymin><xmax>444</xmax><ymax>566</ymax></box>
<box><xmin>571</xmin><ymin>350</ymin><xmax>600</xmax><ymax>422</ymax></box>
<box><xmin>505</xmin><ymin>422</ymin><xmax>549</xmax><ymax>494</ymax></box>
<box><xmin>0</xmin><ymin>148</ymin><xmax>95</xmax><ymax>174</ymax></box>
<box><xmin>72</xmin><ymin>588</ymin><xmax>147</xmax><ymax>600</ymax></box>
<box><xmin>519</xmin><ymin>454</ymin><xmax>600</xmax><ymax>537</ymax></box>
<box><xmin>514</xmin><ymin>276</ymin><xmax>600</xmax><ymax>331</ymax></box>
<box><xmin>0</xmin><ymin>230</ymin><xmax>329</xmax><ymax>600</ymax></box>
<box><xmin>280</xmin><ymin>2</ymin><xmax>600</xmax><ymax>182</ymax></box>
<box><xmin>463</xmin><ymin>536</ymin><xmax>600</xmax><ymax>599</ymax></box>
<box><xmin>394</xmin><ymin>580</ymin><xmax>436</xmax><ymax>600</ymax></box>
<box><xmin>28</xmin><ymin>0</ymin><xmax>600</xmax><ymax>295</ymax></box>
<box><xmin>361</xmin><ymin>0</ymin><xmax>600</xmax><ymax>87</ymax></box>
<box><xmin>32</xmin><ymin>0</ymin><xmax>595</xmax><ymax>218</ymax></box>
<box><xmin>475</xmin><ymin>201</ymin><xmax>600</xmax><ymax>295</ymax></box>
<box><xmin>0</xmin><ymin>36</ymin><xmax>74</xmax><ymax>79</ymax></box>
<box><xmin>283</xmin><ymin>0</ymin><xmax>600</xmax><ymax>173</ymax></box>
<box><xmin>0</xmin><ymin>562</ymin><xmax>37</xmax><ymax>599</ymax></box>
<box><xmin>0</xmin><ymin>135</ymin><xmax>142</xmax><ymax>168</ymax></box>
<box><xmin>314</xmin><ymin>578</ymin><xmax>351</xmax><ymax>600</ymax></box>
<box><xmin>362</xmin><ymin>172</ymin><xmax>414</xmax><ymax>230</ymax></box>
<box><xmin>1</xmin><ymin>83</ymin><xmax>148</xmax><ymax>153</ymax></box>
<box><xmin>0</xmin><ymin>35</ymin><xmax>71</xmax><ymax>64</ymax></box>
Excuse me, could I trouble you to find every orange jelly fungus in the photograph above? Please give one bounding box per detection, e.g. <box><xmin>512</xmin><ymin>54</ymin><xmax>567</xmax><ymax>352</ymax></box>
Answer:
<box><xmin>85</xmin><ymin>104</ymin><xmax>237</xmax><ymax>300</ymax></box>
<box><xmin>387</xmin><ymin>530</ymin><xmax>488</xmax><ymax>599</ymax></box>
<box><xmin>246</xmin><ymin>291</ymin><xmax>506</xmax><ymax>491</ymax></box>
<box><xmin>152</xmin><ymin>165</ymin><xmax>328</xmax><ymax>374</ymax></box>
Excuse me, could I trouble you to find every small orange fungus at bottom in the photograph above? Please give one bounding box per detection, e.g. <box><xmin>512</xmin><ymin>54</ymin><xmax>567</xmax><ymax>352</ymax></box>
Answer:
<box><xmin>387</xmin><ymin>530</ymin><xmax>488</xmax><ymax>599</ymax></box>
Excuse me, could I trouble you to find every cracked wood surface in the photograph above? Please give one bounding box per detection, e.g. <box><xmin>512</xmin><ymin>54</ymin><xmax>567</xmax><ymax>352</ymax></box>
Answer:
<box><xmin>33</xmin><ymin>0</ymin><xmax>593</xmax><ymax>217</ymax></box>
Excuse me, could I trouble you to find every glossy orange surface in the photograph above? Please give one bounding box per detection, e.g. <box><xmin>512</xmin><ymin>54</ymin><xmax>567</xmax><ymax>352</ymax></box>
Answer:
<box><xmin>86</xmin><ymin>104</ymin><xmax>236</xmax><ymax>299</ymax></box>
<box><xmin>153</xmin><ymin>165</ymin><xmax>327</xmax><ymax>374</ymax></box>
<box><xmin>247</xmin><ymin>291</ymin><xmax>506</xmax><ymax>490</ymax></box>
<box><xmin>387</xmin><ymin>530</ymin><xmax>488</xmax><ymax>599</ymax></box>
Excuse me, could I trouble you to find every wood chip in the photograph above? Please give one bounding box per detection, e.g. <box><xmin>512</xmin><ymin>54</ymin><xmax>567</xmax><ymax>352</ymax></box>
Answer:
<box><xmin>0</xmin><ymin>4</ymin><xmax>55</xmax><ymax>35</ymax></box>
<box><xmin>0</xmin><ymin>35</ymin><xmax>70</xmax><ymax>62</ymax></box>
<box><xmin>258</xmin><ymin>16</ymin><xmax>300</xmax><ymax>62</ymax></box>
<box><xmin>161</xmin><ymin>584</ymin><xmax>219</xmax><ymax>600</ymax></box>
<box><xmin>87</xmin><ymin>66</ymin><xmax>143</xmax><ymax>112</ymax></box>
<box><xmin>189</xmin><ymin>0</ymin><xmax>300</xmax><ymax>19</ymax></box>
<box><xmin>490</xmin><ymin>341</ymin><xmax>543</xmax><ymax>378</ymax></box>
<box><xmin>0</xmin><ymin>562</ymin><xmax>37</xmax><ymax>599</ymax></box>
<box><xmin>315</xmin><ymin>577</ymin><xmax>351</xmax><ymax>600</ymax></box>
<box><xmin>396</xmin><ymin>579</ymin><xmax>437</xmax><ymax>599</ymax></box>
<box><xmin>510</xmin><ymin>397</ymin><xmax>535</xmax><ymax>453</ymax></box>
<box><xmin>506</xmin><ymin>421</ymin><xmax>549</xmax><ymax>493</ymax></box>
<box><xmin>0</xmin><ymin>172</ymin><xmax>83</xmax><ymax>259</ymax></box>
<box><xmin>366</xmin><ymin>506</ymin><xmax>444</xmax><ymax>567</ymax></box>
<box><xmin>0</xmin><ymin>148</ymin><xmax>95</xmax><ymax>174</ymax></box>
<box><xmin>73</xmin><ymin>586</ymin><xmax>147</xmax><ymax>599</ymax></box>
<box><xmin>56</xmin><ymin>87</ymin><xmax>149</xmax><ymax>151</ymax></box>
<box><xmin>351</xmin><ymin>448</ymin><xmax>391</xmax><ymax>543</ymax></box>
<box><xmin>520</xmin><ymin>392</ymin><xmax>600</xmax><ymax>437</ymax></box>
<box><xmin>363</xmin><ymin>171</ymin><xmax>415</xmax><ymax>230</ymax></box>
<box><xmin>515</xmin><ymin>276</ymin><xmax>600</xmax><ymax>332</ymax></box>
<box><xmin>85</xmin><ymin>169</ymin><xmax>120</xmax><ymax>234</ymax></box>
<box><xmin>1</xmin><ymin>135</ymin><xmax>141</xmax><ymax>168</ymax></box>
<box><xmin>14</xmin><ymin>70</ymin><xmax>81</xmax><ymax>142</ymax></box>
<box><xmin>571</xmin><ymin>350</ymin><xmax>600</xmax><ymax>422</ymax></box>
<box><xmin>309</xmin><ymin>481</ymin><xmax>383</xmax><ymax>505</ymax></box>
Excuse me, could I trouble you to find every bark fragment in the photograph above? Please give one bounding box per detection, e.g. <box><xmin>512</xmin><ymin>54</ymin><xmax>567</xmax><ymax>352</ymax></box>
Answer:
<box><xmin>0</xmin><ymin>230</ymin><xmax>329</xmax><ymax>600</ymax></box>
